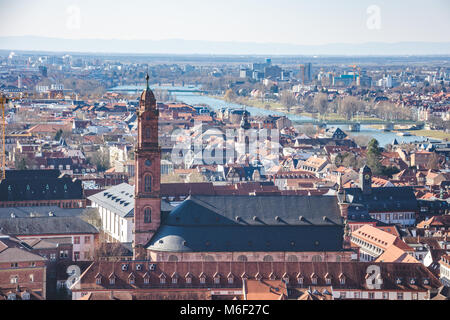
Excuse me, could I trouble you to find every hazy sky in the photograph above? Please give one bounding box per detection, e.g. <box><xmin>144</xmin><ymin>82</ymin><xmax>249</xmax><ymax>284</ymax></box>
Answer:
<box><xmin>1</xmin><ymin>0</ymin><xmax>449</xmax><ymax>45</ymax></box>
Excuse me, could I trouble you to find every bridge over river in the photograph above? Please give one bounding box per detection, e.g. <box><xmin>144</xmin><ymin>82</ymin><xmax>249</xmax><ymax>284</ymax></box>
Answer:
<box><xmin>107</xmin><ymin>85</ymin><xmax>209</xmax><ymax>94</ymax></box>
<box><xmin>293</xmin><ymin>119</ymin><xmax>424</xmax><ymax>131</ymax></box>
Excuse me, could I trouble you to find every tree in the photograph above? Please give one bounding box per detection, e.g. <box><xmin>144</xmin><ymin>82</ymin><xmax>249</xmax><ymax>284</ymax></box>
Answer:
<box><xmin>313</xmin><ymin>93</ymin><xmax>328</xmax><ymax>118</ymax></box>
<box><xmin>224</xmin><ymin>89</ymin><xmax>236</xmax><ymax>102</ymax></box>
<box><xmin>427</xmin><ymin>153</ymin><xmax>441</xmax><ymax>170</ymax></box>
<box><xmin>15</xmin><ymin>155</ymin><xmax>36</xmax><ymax>170</ymax></box>
<box><xmin>366</xmin><ymin>139</ymin><xmax>384</xmax><ymax>176</ymax></box>
<box><xmin>81</xmin><ymin>208</ymin><xmax>101</xmax><ymax>229</ymax></box>
<box><xmin>54</xmin><ymin>129</ymin><xmax>63</xmax><ymax>141</ymax></box>
<box><xmin>280</xmin><ymin>90</ymin><xmax>297</xmax><ymax>109</ymax></box>
<box><xmin>338</xmin><ymin>96</ymin><xmax>361</xmax><ymax>120</ymax></box>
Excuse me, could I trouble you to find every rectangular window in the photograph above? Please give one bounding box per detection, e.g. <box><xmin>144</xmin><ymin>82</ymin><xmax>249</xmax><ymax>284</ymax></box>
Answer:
<box><xmin>10</xmin><ymin>276</ymin><xmax>18</xmax><ymax>284</ymax></box>
<box><xmin>74</xmin><ymin>252</ymin><xmax>80</xmax><ymax>260</ymax></box>
<box><xmin>50</xmin><ymin>253</ymin><xmax>56</xmax><ymax>261</ymax></box>
<box><xmin>84</xmin><ymin>236</ymin><xmax>90</xmax><ymax>244</ymax></box>
<box><xmin>386</xmin><ymin>214</ymin><xmax>390</xmax><ymax>221</ymax></box>
<box><xmin>397</xmin><ymin>293</ymin><xmax>403</xmax><ymax>300</ymax></box>
<box><xmin>74</xmin><ymin>237</ymin><xmax>80</xmax><ymax>244</ymax></box>
<box><xmin>354</xmin><ymin>292</ymin><xmax>360</xmax><ymax>299</ymax></box>
<box><xmin>383</xmin><ymin>292</ymin><xmax>389</xmax><ymax>299</ymax></box>
<box><xmin>340</xmin><ymin>292</ymin><xmax>346</xmax><ymax>299</ymax></box>
<box><xmin>369</xmin><ymin>292</ymin><xmax>375</xmax><ymax>299</ymax></box>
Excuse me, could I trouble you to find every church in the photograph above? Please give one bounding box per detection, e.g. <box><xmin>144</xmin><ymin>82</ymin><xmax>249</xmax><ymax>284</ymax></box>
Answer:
<box><xmin>133</xmin><ymin>76</ymin><xmax>351</xmax><ymax>262</ymax></box>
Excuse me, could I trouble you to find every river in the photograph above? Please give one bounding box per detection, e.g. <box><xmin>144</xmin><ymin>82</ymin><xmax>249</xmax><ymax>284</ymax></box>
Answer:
<box><xmin>109</xmin><ymin>85</ymin><xmax>436</xmax><ymax>147</ymax></box>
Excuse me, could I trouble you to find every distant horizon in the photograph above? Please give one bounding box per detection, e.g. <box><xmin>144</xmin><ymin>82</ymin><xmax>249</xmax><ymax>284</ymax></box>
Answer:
<box><xmin>2</xmin><ymin>36</ymin><xmax>450</xmax><ymax>56</ymax></box>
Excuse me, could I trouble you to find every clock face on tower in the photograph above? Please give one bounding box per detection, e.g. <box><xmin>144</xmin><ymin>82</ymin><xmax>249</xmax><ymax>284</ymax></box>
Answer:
<box><xmin>365</xmin><ymin>174</ymin><xmax>370</xmax><ymax>180</ymax></box>
<box><xmin>145</xmin><ymin>159</ymin><xmax>152</xmax><ymax>167</ymax></box>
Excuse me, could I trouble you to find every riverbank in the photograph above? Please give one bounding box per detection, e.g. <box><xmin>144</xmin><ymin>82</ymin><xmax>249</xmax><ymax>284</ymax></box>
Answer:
<box><xmin>405</xmin><ymin>129</ymin><xmax>450</xmax><ymax>141</ymax></box>
<box><xmin>213</xmin><ymin>95</ymin><xmax>386</xmax><ymax>123</ymax></box>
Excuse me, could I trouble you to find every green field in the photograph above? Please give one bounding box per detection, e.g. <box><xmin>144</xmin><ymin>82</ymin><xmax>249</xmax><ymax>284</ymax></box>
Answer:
<box><xmin>406</xmin><ymin>129</ymin><xmax>450</xmax><ymax>141</ymax></box>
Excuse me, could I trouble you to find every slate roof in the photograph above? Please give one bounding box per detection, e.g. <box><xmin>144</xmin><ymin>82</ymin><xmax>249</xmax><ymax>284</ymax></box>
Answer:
<box><xmin>88</xmin><ymin>183</ymin><xmax>134</xmax><ymax>218</ymax></box>
<box><xmin>0</xmin><ymin>206</ymin><xmax>84</xmax><ymax>218</ymax></box>
<box><xmin>88</xmin><ymin>183</ymin><xmax>174</xmax><ymax>218</ymax></box>
<box><xmin>0</xmin><ymin>216</ymin><xmax>99</xmax><ymax>236</ymax></box>
<box><xmin>0</xmin><ymin>170</ymin><xmax>83</xmax><ymax>202</ymax></box>
<box><xmin>342</xmin><ymin>187</ymin><xmax>418</xmax><ymax>213</ymax></box>
<box><xmin>147</xmin><ymin>195</ymin><xmax>344</xmax><ymax>252</ymax></box>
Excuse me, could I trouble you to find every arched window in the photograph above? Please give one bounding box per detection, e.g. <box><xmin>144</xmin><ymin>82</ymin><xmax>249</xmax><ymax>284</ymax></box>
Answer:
<box><xmin>168</xmin><ymin>255</ymin><xmax>178</xmax><ymax>262</ymax></box>
<box><xmin>144</xmin><ymin>207</ymin><xmax>151</xmax><ymax>223</ymax></box>
<box><xmin>144</xmin><ymin>175</ymin><xmax>151</xmax><ymax>192</ymax></box>
<box><xmin>287</xmin><ymin>255</ymin><xmax>298</xmax><ymax>262</ymax></box>
<box><xmin>236</xmin><ymin>255</ymin><xmax>247</xmax><ymax>262</ymax></box>
<box><xmin>263</xmin><ymin>255</ymin><xmax>274</xmax><ymax>262</ymax></box>
<box><xmin>312</xmin><ymin>255</ymin><xmax>322</xmax><ymax>262</ymax></box>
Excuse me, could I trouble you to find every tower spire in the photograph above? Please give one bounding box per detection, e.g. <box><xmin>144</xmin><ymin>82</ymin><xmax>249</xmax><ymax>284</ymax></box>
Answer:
<box><xmin>146</xmin><ymin>73</ymin><xmax>150</xmax><ymax>90</ymax></box>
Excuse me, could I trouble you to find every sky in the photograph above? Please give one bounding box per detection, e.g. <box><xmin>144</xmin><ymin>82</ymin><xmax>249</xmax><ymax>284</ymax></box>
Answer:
<box><xmin>0</xmin><ymin>0</ymin><xmax>449</xmax><ymax>45</ymax></box>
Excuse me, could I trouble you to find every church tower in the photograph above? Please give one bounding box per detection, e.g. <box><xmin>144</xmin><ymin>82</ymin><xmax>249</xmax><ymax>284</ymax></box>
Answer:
<box><xmin>134</xmin><ymin>74</ymin><xmax>161</xmax><ymax>259</ymax></box>
<box><xmin>359</xmin><ymin>165</ymin><xmax>372</xmax><ymax>195</ymax></box>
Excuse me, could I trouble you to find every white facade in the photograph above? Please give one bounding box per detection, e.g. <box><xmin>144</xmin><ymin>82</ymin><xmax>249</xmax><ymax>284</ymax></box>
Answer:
<box><xmin>91</xmin><ymin>203</ymin><xmax>133</xmax><ymax>243</ymax></box>
<box><xmin>369</xmin><ymin>211</ymin><xmax>416</xmax><ymax>226</ymax></box>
